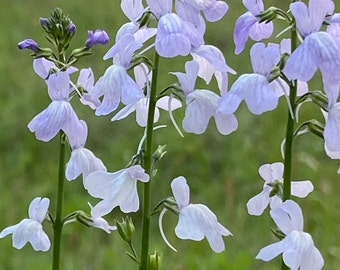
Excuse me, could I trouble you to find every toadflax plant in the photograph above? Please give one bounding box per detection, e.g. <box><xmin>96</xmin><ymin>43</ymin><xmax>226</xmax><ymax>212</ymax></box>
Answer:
<box><xmin>1</xmin><ymin>0</ymin><xmax>340</xmax><ymax>269</ymax></box>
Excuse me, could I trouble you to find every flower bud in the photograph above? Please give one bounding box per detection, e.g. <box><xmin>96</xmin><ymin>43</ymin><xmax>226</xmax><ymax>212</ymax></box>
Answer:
<box><xmin>85</xmin><ymin>30</ymin><xmax>109</xmax><ymax>48</ymax></box>
<box><xmin>18</xmin><ymin>39</ymin><xmax>40</xmax><ymax>53</ymax></box>
<box><xmin>152</xmin><ymin>145</ymin><xmax>167</xmax><ymax>163</ymax></box>
<box><xmin>116</xmin><ymin>216</ymin><xmax>135</xmax><ymax>243</ymax></box>
<box><xmin>148</xmin><ymin>251</ymin><xmax>162</xmax><ymax>270</ymax></box>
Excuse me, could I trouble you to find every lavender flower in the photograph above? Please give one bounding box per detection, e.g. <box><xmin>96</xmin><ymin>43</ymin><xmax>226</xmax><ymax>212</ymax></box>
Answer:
<box><xmin>90</xmin><ymin>34</ymin><xmax>144</xmax><ymax>116</ymax></box>
<box><xmin>256</xmin><ymin>200</ymin><xmax>324</xmax><ymax>270</ymax></box>
<box><xmin>247</xmin><ymin>163</ymin><xmax>314</xmax><ymax>216</ymax></box>
<box><xmin>233</xmin><ymin>0</ymin><xmax>274</xmax><ymax>54</ymax></box>
<box><xmin>170</xmin><ymin>176</ymin><xmax>232</xmax><ymax>253</ymax></box>
<box><xmin>83</xmin><ymin>165</ymin><xmax>149</xmax><ymax>217</ymax></box>
<box><xmin>283</xmin><ymin>0</ymin><xmax>340</xmax><ymax>103</ymax></box>
<box><xmin>65</xmin><ymin>121</ymin><xmax>106</xmax><ymax>181</ymax></box>
<box><xmin>217</xmin><ymin>43</ymin><xmax>280</xmax><ymax>115</ymax></box>
<box><xmin>28</xmin><ymin>71</ymin><xmax>84</xmax><ymax>145</ymax></box>
<box><xmin>173</xmin><ymin>60</ymin><xmax>238</xmax><ymax>135</ymax></box>
<box><xmin>0</xmin><ymin>197</ymin><xmax>50</xmax><ymax>251</ymax></box>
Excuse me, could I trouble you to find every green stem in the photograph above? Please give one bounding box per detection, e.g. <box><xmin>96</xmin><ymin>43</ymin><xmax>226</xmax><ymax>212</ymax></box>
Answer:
<box><xmin>139</xmin><ymin>52</ymin><xmax>160</xmax><ymax>270</ymax></box>
<box><xmin>52</xmin><ymin>132</ymin><xmax>66</xmax><ymax>270</ymax></box>
<box><xmin>281</xmin><ymin>14</ymin><xmax>298</xmax><ymax>270</ymax></box>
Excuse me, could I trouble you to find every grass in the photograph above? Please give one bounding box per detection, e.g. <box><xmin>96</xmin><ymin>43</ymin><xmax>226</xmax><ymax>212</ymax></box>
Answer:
<box><xmin>0</xmin><ymin>0</ymin><xmax>339</xmax><ymax>269</ymax></box>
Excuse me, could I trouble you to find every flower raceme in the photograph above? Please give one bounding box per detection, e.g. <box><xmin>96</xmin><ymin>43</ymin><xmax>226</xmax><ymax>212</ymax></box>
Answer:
<box><xmin>256</xmin><ymin>200</ymin><xmax>324</xmax><ymax>270</ymax></box>
<box><xmin>0</xmin><ymin>197</ymin><xmax>50</xmax><ymax>251</ymax></box>
<box><xmin>162</xmin><ymin>176</ymin><xmax>232</xmax><ymax>253</ymax></box>
<box><xmin>246</xmin><ymin>162</ymin><xmax>314</xmax><ymax>216</ymax></box>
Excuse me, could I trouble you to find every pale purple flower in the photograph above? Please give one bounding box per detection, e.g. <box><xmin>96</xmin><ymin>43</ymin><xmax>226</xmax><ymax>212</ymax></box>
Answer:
<box><xmin>175</xmin><ymin>0</ymin><xmax>229</xmax><ymax>33</ymax></box>
<box><xmin>146</xmin><ymin>0</ymin><xmax>172</xmax><ymax>18</ymax></box>
<box><xmin>85</xmin><ymin>30</ymin><xmax>109</xmax><ymax>48</ymax></box>
<box><xmin>28</xmin><ymin>71</ymin><xmax>84</xmax><ymax>145</ymax></box>
<box><xmin>0</xmin><ymin>197</ymin><xmax>50</xmax><ymax>251</ymax></box>
<box><xmin>155</xmin><ymin>13</ymin><xmax>204</xmax><ymax>58</ymax></box>
<box><xmin>283</xmin><ymin>0</ymin><xmax>340</xmax><ymax>92</ymax></box>
<box><xmin>83</xmin><ymin>165</ymin><xmax>149</xmax><ymax>217</ymax></box>
<box><xmin>18</xmin><ymin>39</ymin><xmax>40</xmax><ymax>53</ymax></box>
<box><xmin>191</xmin><ymin>45</ymin><xmax>236</xmax><ymax>94</ymax></box>
<box><xmin>65</xmin><ymin>121</ymin><xmax>106</xmax><ymax>181</ymax></box>
<box><xmin>170</xmin><ymin>176</ymin><xmax>232</xmax><ymax>253</ymax></box>
<box><xmin>173</xmin><ymin>60</ymin><xmax>238</xmax><ymax>135</ymax></box>
<box><xmin>256</xmin><ymin>200</ymin><xmax>324</xmax><ymax>270</ymax></box>
<box><xmin>233</xmin><ymin>0</ymin><xmax>274</xmax><ymax>54</ymax></box>
<box><xmin>217</xmin><ymin>43</ymin><xmax>280</xmax><ymax>115</ymax></box>
<box><xmin>90</xmin><ymin>34</ymin><xmax>144</xmax><ymax>116</ymax></box>
<box><xmin>247</xmin><ymin>162</ymin><xmax>314</xmax><ymax>216</ymax></box>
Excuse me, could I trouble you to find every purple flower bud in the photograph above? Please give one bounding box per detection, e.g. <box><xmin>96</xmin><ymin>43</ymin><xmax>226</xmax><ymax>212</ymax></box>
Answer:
<box><xmin>39</xmin><ymin>17</ymin><xmax>49</xmax><ymax>27</ymax></box>
<box><xmin>85</xmin><ymin>30</ymin><xmax>109</xmax><ymax>48</ymax></box>
<box><xmin>66</xmin><ymin>22</ymin><xmax>76</xmax><ymax>34</ymax></box>
<box><xmin>18</xmin><ymin>39</ymin><xmax>40</xmax><ymax>53</ymax></box>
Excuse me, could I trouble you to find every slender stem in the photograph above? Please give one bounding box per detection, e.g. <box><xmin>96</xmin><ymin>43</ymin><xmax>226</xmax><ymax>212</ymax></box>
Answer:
<box><xmin>281</xmin><ymin>15</ymin><xmax>298</xmax><ymax>270</ymax></box>
<box><xmin>52</xmin><ymin>132</ymin><xmax>67</xmax><ymax>270</ymax></box>
<box><xmin>139</xmin><ymin>52</ymin><xmax>160</xmax><ymax>270</ymax></box>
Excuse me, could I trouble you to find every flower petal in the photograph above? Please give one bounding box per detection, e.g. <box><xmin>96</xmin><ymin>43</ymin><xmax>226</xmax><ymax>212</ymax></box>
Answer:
<box><xmin>171</xmin><ymin>176</ymin><xmax>190</xmax><ymax>209</ymax></box>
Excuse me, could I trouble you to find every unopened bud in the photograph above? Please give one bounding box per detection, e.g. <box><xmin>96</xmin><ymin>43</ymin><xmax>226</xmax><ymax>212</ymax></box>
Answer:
<box><xmin>116</xmin><ymin>216</ymin><xmax>135</xmax><ymax>243</ymax></box>
<box><xmin>152</xmin><ymin>145</ymin><xmax>167</xmax><ymax>163</ymax></box>
<box><xmin>149</xmin><ymin>251</ymin><xmax>162</xmax><ymax>270</ymax></box>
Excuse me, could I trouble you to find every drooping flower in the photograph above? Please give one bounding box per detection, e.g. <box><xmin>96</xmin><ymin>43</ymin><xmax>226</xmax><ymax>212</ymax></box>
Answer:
<box><xmin>173</xmin><ymin>60</ymin><xmax>238</xmax><ymax>135</ymax></box>
<box><xmin>283</xmin><ymin>0</ymin><xmax>340</xmax><ymax>100</ymax></box>
<box><xmin>85</xmin><ymin>29</ymin><xmax>109</xmax><ymax>48</ymax></box>
<box><xmin>83</xmin><ymin>165</ymin><xmax>149</xmax><ymax>217</ymax></box>
<box><xmin>256</xmin><ymin>200</ymin><xmax>324</xmax><ymax>270</ymax></box>
<box><xmin>0</xmin><ymin>197</ymin><xmax>50</xmax><ymax>251</ymax></box>
<box><xmin>247</xmin><ymin>162</ymin><xmax>314</xmax><ymax>216</ymax></box>
<box><xmin>27</xmin><ymin>71</ymin><xmax>84</xmax><ymax>145</ymax></box>
<box><xmin>65</xmin><ymin>120</ymin><xmax>106</xmax><ymax>181</ymax></box>
<box><xmin>233</xmin><ymin>0</ymin><xmax>274</xmax><ymax>54</ymax></box>
<box><xmin>170</xmin><ymin>176</ymin><xmax>232</xmax><ymax>253</ymax></box>
<box><xmin>217</xmin><ymin>42</ymin><xmax>280</xmax><ymax>115</ymax></box>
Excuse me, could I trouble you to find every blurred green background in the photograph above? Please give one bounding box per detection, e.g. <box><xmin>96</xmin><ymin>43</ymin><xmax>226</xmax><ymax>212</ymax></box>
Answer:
<box><xmin>1</xmin><ymin>0</ymin><xmax>339</xmax><ymax>269</ymax></box>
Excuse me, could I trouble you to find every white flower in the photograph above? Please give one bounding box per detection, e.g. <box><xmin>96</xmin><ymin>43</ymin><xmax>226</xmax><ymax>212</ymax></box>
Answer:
<box><xmin>256</xmin><ymin>200</ymin><xmax>324</xmax><ymax>270</ymax></box>
<box><xmin>0</xmin><ymin>197</ymin><xmax>51</xmax><ymax>251</ymax></box>
<box><xmin>83</xmin><ymin>165</ymin><xmax>149</xmax><ymax>217</ymax></box>
<box><xmin>170</xmin><ymin>176</ymin><xmax>232</xmax><ymax>253</ymax></box>
<box><xmin>247</xmin><ymin>162</ymin><xmax>314</xmax><ymax>216</ymax></box>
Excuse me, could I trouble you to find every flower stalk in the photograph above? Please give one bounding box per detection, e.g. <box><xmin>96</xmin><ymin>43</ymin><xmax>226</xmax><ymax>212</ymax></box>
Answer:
<box><xmin>52</xmin><ymin>131</ymin><xmax>67</xmax><ymax>270</ymax></box>
<box><xmin>140</xmin><ymin>52</ymin><xmax>160</xmax><ymax>270</ymax></box>
<box><xmin>281</xmin><ymin>17</ymin><xmax>298</xmax><ymax>270</ymax></box>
